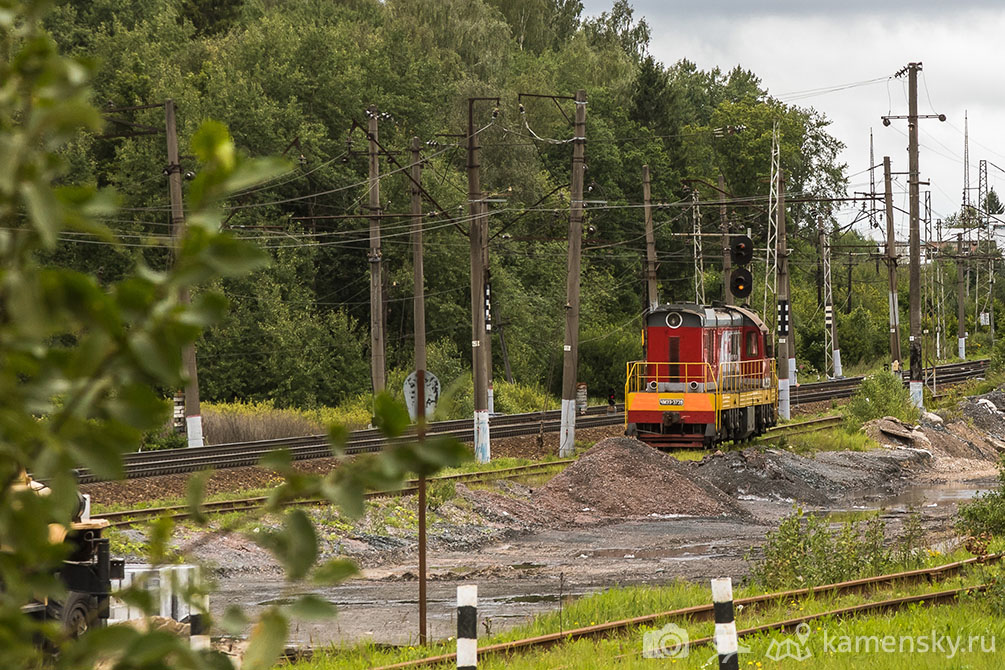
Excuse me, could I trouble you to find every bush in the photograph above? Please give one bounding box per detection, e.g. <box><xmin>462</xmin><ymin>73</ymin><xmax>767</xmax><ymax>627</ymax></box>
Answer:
<box><xmin>492</xmin><ymin>380</ymin><xmax>558</xmax><ymax>414</ymax></box>
<box><xmin>749</xmin><ymin>507</ymin><xmax>924</xmax><ymax>589</ymax></box>
<box><xmin>957</xmin><ymin>456</ymin><xmax>1005</xmax><ymax>537</ymax></box>
<box><xmin>845</xmin><ymin>370</ymin><xmax>920</xmax><ymax>429</ymax></box>
<box><xmin>203</xmin><ymin>400</ymin><xmax>325</xmax><ymax>443</ymax></box>
<box><xmin>141</xmin><ymin>429</ymin><xmax>187</xmax><ymax>451</ymax></box>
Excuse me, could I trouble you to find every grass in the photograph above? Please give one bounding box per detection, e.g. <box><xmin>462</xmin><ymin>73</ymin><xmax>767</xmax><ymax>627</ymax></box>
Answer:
<box><xmin>778</xmin><ymin>429</ymin><xmax>877</xmax><ymax>454</ymax></box>
<box><xmin>289</xmin><ymin>549</ymin><xmax>1005</xmax><ymax>670</ymax></box>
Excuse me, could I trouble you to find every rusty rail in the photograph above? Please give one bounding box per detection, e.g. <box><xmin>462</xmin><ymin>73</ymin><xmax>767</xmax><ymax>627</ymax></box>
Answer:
<box><xmin>369</xmin><ymin>553</ymin><xmax>1002</xmax><ymax>670</ymax></box>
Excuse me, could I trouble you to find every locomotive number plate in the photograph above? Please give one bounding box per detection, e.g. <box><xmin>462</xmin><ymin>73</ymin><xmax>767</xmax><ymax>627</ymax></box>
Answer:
<box><xmin>659</xmin><ymin>398</ymin><xmax>684</xmax><ymax>406</ymax></box>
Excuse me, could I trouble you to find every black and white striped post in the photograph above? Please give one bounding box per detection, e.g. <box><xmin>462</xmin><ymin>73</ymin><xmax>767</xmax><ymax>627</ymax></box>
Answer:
<box><xmin>457</xmin><ymin>585</ymin><xmax>477</xmax><ymax>670</ymax></box>
<box><xmin>711</xmin><ymin>577</ymin><xmax>739</xmax><ymax>670</ymax></box>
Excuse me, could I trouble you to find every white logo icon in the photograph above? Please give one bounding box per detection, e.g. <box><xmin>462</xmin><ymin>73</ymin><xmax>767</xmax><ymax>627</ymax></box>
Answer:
<box><xmin>766</xmin><ymin>622</ymin><xmax>813</xmax><ymax>662</ymax></box>
<box><xmin>643</xmin><ymin>623</ymin><xmax>690</xmax><ymax>659</ymax></box>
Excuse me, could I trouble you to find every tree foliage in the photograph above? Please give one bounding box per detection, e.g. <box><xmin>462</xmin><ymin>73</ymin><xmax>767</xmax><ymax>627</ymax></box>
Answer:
<box><xmin>39</xmin><ymin>0</ymin><xmax>854</xmax><ymax>409</ymax></box>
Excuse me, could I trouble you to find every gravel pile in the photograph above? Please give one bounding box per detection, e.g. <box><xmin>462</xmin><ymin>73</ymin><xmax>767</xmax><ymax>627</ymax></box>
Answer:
<box><xmin>958</xmin><ymin>390</ymin><xmax>1005</xmax><ymax>439</ymax></box>
<box><xmin>692</xmin><ymin>446</ymin><xmax>931</xmax><ymax>506</ymax></box>
<box><xmin>532</xmin><ymin>437</ymin><xmax>746</xmax><ymax>522</ymax></box>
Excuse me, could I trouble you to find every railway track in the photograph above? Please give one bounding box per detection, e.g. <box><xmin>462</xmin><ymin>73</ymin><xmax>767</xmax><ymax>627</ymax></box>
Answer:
<box><xmin>369</xmin><ymin>554</ymin><xmax>1003</xmax><ymax>669</ymax></box>
<box><xmin>93</xmin><ymin>460</ymin><xmax>573</xmax><ymax>528</ymax></box>
<box><xmin>77</xmin><ymin>405</ymin><xmax>621</xmax><ymax>483</ymax></box>
<box><xmin>76</xmin><ymin>358</ymin><xmax>989</xmax><ymax>483</ymax></box>
<box><xmin>791</xmin><ymin>358</ymin><xmax>989</xmax><ymax>405</ymax></box>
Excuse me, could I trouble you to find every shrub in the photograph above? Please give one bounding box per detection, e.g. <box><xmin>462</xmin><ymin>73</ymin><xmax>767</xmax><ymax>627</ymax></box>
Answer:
<box><xmin>749</xmin><ymin>506</ymin><xmax>925</xmax><ymax>589</ymax></box>
<box><xmin>957</xmin><ymin>456</ymin><xmax>1005</xmax><ymax>538</ymax></box>
<box><xmin>492</xmin><ymin>380</ymin><xmax>558</xmax><ymax>415</ymax></box>
<box><xmin>845</xmin><ymin>370</ymin><xmax>920</xmax><ymax>429</ymax></box>
<box><xmin>202</xmin><ymin>400</ymin><xmax>324</xmax><ymax>444</ymax></box>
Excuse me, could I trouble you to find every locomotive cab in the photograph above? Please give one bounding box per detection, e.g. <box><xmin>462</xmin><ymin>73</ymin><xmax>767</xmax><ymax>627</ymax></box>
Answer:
<box><xmin>625</xmin><ymin>303</ymin><xmax>777</xmax><ymax>449</ymax></box>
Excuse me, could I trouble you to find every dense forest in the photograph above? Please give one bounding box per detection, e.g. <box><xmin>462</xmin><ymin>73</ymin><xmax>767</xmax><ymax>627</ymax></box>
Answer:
<box><xmin>43</xmin><ymin>0</ymin><xmax>990</xmax><ymax>412</ymax></box>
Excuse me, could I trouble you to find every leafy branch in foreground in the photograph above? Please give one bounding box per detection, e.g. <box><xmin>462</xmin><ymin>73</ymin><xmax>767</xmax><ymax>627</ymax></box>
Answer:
<box><xmin>0</xmin><ymin>3</ymin><xmax>467</xmax><ymax>668</ymax></box>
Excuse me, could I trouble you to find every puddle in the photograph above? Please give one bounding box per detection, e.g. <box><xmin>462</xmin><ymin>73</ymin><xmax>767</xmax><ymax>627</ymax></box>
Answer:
<box><xmin>498</xmin><ymin>594</ymin><xmax>561</xmax><ymax>604</ymax></box>
<box><xmin>585</xmin><ymin>543</ymin><xmax>723</xmax><ymax>561</ymax></box>
<box><xmin>842</xmin><ymin>480</ymin><xmax>994</xmax><ymax>512</ymax></box>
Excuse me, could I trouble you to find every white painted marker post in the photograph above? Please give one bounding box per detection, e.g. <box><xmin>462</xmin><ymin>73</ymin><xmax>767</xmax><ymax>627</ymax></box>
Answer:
<box><xmin>711</xmin><ymin>577</ymin><xmax>739</xmax><ymax>670</ymax></box>
<box><xmin>457</xmin><ymin>585</ymin><xmax>478</xmax><ymax>669</ymax></box>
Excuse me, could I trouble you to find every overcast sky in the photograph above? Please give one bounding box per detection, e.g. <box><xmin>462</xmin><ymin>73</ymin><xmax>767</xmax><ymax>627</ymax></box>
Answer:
<box><xmin>581</xmin><ymin>0</ymin><xmax>1005</xmax><ymax>242</ymax></box>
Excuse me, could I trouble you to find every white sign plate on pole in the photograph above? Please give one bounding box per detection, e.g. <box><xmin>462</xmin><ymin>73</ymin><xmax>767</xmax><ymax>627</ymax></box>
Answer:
<box><xmin>404</xmin><ymin>370</ymin><xmax>441</xmax><ymax>421</ymax></box>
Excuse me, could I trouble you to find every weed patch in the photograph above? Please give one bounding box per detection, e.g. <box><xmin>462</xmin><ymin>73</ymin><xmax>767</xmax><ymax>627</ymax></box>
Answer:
<box><xmin>749</xmin><ymin>507</ymin><xmax>925</xmax><ymax>590</ymax></box>
<box><xmin>845</xmin><ymin>371</ymin><xmax>920</xmax><ymax>428</ymax></box>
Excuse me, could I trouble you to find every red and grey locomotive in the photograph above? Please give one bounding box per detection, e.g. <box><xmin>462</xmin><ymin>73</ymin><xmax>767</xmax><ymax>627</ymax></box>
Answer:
<box><xmin>625</xmin><ymin>303</ymin><xmax>777</xmax><ymax>448</ymax></box>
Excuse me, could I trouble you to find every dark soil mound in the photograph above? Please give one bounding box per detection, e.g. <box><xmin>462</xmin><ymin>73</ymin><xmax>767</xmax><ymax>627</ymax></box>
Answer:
<box><xmin>532</xmin><ymin>437</ymin><xmax>746</xmax><ymax>523</ymax></box>
<box><xmin>692</xmin><ymin>447</ymin><xmax>931</xmax><ymax>506</ymax></box>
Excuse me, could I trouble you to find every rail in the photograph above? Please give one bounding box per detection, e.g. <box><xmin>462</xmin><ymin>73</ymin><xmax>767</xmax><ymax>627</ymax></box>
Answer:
<box><xmin>369</xmin><ymin>554</ymin><xmax>1002</xmax><ymax>669</ymax></box>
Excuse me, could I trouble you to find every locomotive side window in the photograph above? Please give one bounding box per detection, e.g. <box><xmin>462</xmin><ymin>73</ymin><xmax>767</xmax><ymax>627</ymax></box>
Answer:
<box><xmin>746</xmin><ymin>331</ymin><xmax>758</xmax><ymax>357</ymax></box>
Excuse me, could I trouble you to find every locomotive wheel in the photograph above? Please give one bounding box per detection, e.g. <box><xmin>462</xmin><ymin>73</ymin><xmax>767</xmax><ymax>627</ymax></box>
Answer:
<box><xmin>57</xmin><ymin>592</ymin><xmax>95</xmax><ymax>638</ymax></box>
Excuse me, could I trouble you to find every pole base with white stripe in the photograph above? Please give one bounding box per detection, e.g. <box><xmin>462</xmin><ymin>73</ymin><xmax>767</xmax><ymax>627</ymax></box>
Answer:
<box><xmin>787</xmin><ymin>357</ymin><xmax>797</xmax><ymax>386</ymax></box>
<box><xmin>186</xmin><ymin>415</ymin><xmax>204</xmax><ymax>448</ymax></box>
<box><xmin>909</xmin><ymin>380</ymin><xmax>924</xmax><ymax>409</ymax></box>
<box><xmin>832</xmin><ymin>348</ymin><xmax>843</xmax><ymax>378</ymax></box>
<box><xmin>711</xmin><ymin>577</ymin><xmax>739</xmax><ymax>670</ymax></box>
<box><xmin>474</xmin><ymin>410</ymin><xmax>490</xmax><ymax>463</ymax></box>
<box><xmin>457</xmin><ymin>585</ymin><xmax>477</xmax><ymax>670</ymax></box>
<box><xmin>559</xmin><ymin>398</ymin><xmax>576</xmax><ymax>457</ymax></box>
<box><xmin>777</xmin><ymin>377</ymin><xmax>790</xmax><ymax>420</ymax></box>
<box><xmin>958</xmin><ymin>337</ymin><xmax>966</xmax><ymax>360</ymax></box>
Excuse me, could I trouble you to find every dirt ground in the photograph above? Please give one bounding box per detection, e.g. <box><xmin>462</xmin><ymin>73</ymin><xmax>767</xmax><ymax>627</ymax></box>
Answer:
<box><xmin>105</xmin><ymin>392</ymin><xmax>1005</xmax><ymax>646</ymax></box>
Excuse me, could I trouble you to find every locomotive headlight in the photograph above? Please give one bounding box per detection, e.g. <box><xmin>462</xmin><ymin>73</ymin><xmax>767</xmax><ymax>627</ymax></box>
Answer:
<box><xmin>666</xmin><ymin>312</ymin><xmax>683</xmax><ymax>329</ymax></box>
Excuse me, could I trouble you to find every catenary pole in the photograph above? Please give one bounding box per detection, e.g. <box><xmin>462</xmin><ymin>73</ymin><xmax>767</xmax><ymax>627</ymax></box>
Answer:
<box><xmin>367</xmin><ymin>106</ymin><xmax>386</xmax><ymax>394</ymax></box>
<box><xmin>410</xmin><ymin>137</ymin><xmax>428</xmax><ymax>644</ymax></box>
<box><xmin>883</xmin><ymin>156</ymin><xmax>903</xmax><ymax>371</ymax></box>
<box><xmin>643</xmin><ymin>165</ymin><xmax>658</xmax><ymax>311</ymax></box>
<box><xmin>165</xmin><ymin>99</ymin><xmax>203</xmax><ymax>448</ymax></box>
<box><xmin>719</xmin><ymin>173</ymin><xmax>733</xmax><ymax>303</ymax></box>
<box><xmin>468</xmin><ymin>98</ymin><xmax>494</xmax><ymax>463</ymax></box>
<box><xmin>907</xmin><ymin>63</ymin><xmax>924</xmax><ymax>408</ymax></box>
<box><xmin>958</xmin><ymin>233</ymin><xmax>967</xmax><ymax>358</ymax></box>
<box><xmin>776</xmin><ymin>167</ymin><xmax>791</xmax><ymax>420</ymax></box>
<box><xmin>559</xmin><ymin>90</ymin><xmax>587</xmax><ymax>458</ymax></box>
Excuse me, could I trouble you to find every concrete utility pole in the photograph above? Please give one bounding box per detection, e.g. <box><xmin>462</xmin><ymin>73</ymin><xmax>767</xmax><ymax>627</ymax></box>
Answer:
<box><xmin>776</xmin><ymin>167</ymin><xmax>791</xmax><ymax>420</ymax></box>
<box><xmin>820</xmin><ymin>218</ymin><xmax>842</xmax><ymax>377</ymax></box>
<box><xmin>642</xmin><ymin>165</ymin><xmax>658</xmax><ymax>312</ymax></box>
<box><xmin>468</xmin><ymin>98</ymin><xmax>496</xmax><ymax>463</ymax></box>
<box><xmin>719</xmin><ymin>173</ymin><xmax>732</xmax><ymax>303</ymax></box>
<box><xmin>882</xmin><ymin>62</ymin><xmax>945</xmax><ymax>407</ymax></box>
<box><xmin>906</xmin><ymin>64</ymin><xmax>923</xmax><ymax>408</ymax></box>
<box><xmin>483</xmin><ymin>241</ymin><xmax>494</xmax><ymax>416</ymax></box>
<box><xmin>367</xmin><ymin>106</ymin><xmax>386</xmax><ymax>394</ymax></box>
<box><xmin>165</xmin><ymin>100</ymin><xmax>203</xmax><ymax>448</ymax></box>
<box><xmin>883</xmin><ymin>156</ymin><xmax>902</xmax><ymax>371</ymax></box>
<box><xmin>409</xmin><ymin>137</ymin><xmax>428</xmax><ymax>645</ymax></box>
<box><xmin>958</xmin><ymin>233</ymin><xmax>967</xmax><ymax>358</ymax></box>
<box><xmin>559</xmin><ymin>90</ymin><xmax>587</xmax><ymax>458</ymax></box>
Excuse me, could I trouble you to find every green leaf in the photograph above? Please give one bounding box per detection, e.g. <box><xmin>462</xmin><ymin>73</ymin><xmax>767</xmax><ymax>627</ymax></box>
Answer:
<box><xmin>128</xmin><ymin>332</ymin><xmax>182</xmax><ymax>384</ymax></box>
<box><xmin>328</xmin><ymin>424</ymin><xmax>349</xmax><ymax>455</ymax></box>
<box><xmin>190</xmin><ymin>120</ymin><xmax>235</xmax><ymax>169</ymax></box>
<box><xmin>20</xmin><ymin>181</ymin><xmax>59</xmax><ymax>248</ymax></box>
<box><xmin>286</xmin><ymin>594</ymin><xmax>337</xmax><ymax>620</ymax></box>
<box><xmin>241</xmin><ymin>608</ymin><xmax>288</xmax><ymax>670</ymax></box>
<box><xmin>219</xmin><ymin>605</ymin><xmax>249</xmax><ymax>635</ymax></box>
<box><xmin>186</xmin><ymin>469</ymin><xmax>212</xmax><ymax>525</ymax></box>
<box><xmin>311</xmin><ymin>559</ymin><xmax>358</xmax><ymax>585</ymax></box>
<box><xmin>373</xmin><ymin>392</ymin><xmax>410</xmax><ymax>439</ymax></box>
<box><xmin>255</xmin><ymin>509</ymin><xmax>318</xmax><ymax>581</ymax></box>
<box><xmin>259</xmin><ymin>449</ymin><xmax>292</xmax><ymax>472</ymax></box>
